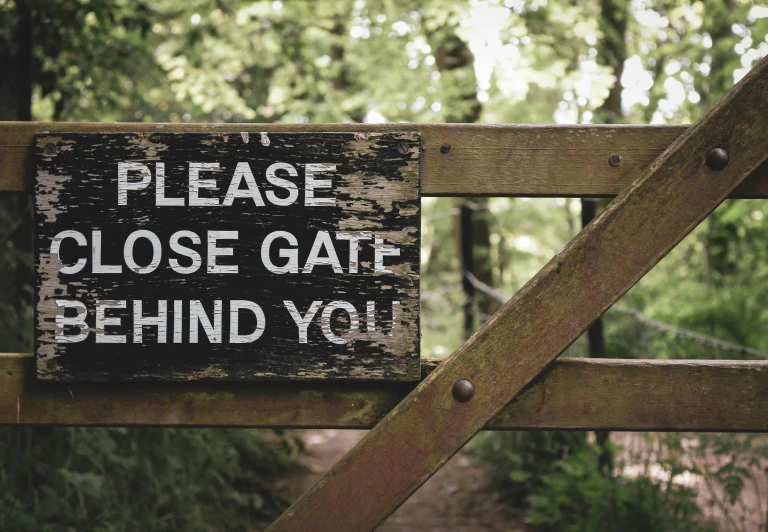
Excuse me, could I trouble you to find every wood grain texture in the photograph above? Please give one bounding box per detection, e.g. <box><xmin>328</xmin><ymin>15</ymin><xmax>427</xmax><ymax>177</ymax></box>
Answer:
<box><xmin>2</xmin><ymin>355</ymin><xmax>767</xmax><ymax>431</ymax></box>
<box><xmin>35</xmin><ymin>132</ymin><xmax>420</xmax><ymax>381</ymax></box>
<box><xmin>2</xmin><ymin>122</ymin><xmax>767</xmax><ymax>197</ymax></box>
<box><xmin>267</xmin><ymin>57</ymin><xmax>768</xmax><ymax>532</ymax></box>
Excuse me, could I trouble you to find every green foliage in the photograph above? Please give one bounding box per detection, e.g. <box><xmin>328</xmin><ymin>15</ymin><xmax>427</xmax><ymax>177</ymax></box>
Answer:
<box><xmin>421</xmin><ymin>197</ymin><xmax>582</xmax><ymax>357</ymax></box>
<box><xmin>2</xmin><ymin>0</ymin><xmax>768</xmax><ymax>528</ymax></box>
<box><xmin>472</xmin><ymin>431</ymin><xmax>591</xmax><ymax>506</ymax></box>
<box><xmin>0</xmin><ymin>427</ymin><xmax>299</xmax><ymax>531</ymax></box>
<box><xmin>616</xmin><ymin>198</ymin><xmax>768</xmax><ymax>359</ymax></box>
<box><xmin>473</xmin><ymin>432</ymin><xmax>712</xmax><ymax>532</ymax></box>
<box><xmin>655</xmin><ymin>433</ymin><xmax>768</xmax><ymax>530</ymax></box>
<box><xmin>527</xmin><ymin>450</ymin><xmax>710</xmax><ymax>532</ymax></box>
<box><xmin>0</xmin><ymin>195</ymin><xmax>33</xmax><ymax>352</ymax></box>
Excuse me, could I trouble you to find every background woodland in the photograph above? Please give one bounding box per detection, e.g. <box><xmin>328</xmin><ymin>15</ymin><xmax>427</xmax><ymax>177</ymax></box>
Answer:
<box><xmin>1</xmin><ymin>0</ymin><xmax>768</xmax><ymax>530</ymax></box>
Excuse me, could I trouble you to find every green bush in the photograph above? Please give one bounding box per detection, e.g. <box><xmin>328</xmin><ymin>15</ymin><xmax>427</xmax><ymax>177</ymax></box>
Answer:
<box><xmin>472</xmin><ymin>431</ymin><xmax>591</xmax><ymax>507</ymax></box>
<box><xmin>0</xmin><ymin>427</ymin><xmax>299</xmax><ymax>531</ymax></box>
<box><xmin>527</xmin><ymin>450</ymin><xmax>711</xmax><ymax>532</ymax></box>
<box><xmin>473</xmin><ymin>432</ymin><xmax>712</xmax><ymax>532</ymax></box>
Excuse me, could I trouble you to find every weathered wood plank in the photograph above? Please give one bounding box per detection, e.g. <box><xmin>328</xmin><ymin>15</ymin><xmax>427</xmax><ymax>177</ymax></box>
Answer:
<box><xmin>34</xmin><ymin>132</ymin><xmax>420</xmax><ymax>382</ymax></box>
<box><xmin>2</xmin><ymin>122</ymin><xmax>767</xmax><ymax>197</ymax></box>
<box><xmin>267</xmin><ymin>57</ymin><xmax>768</xmax><ymax>532</ymax></box>
<box><xmin>2</xmin><ymin>355</ymin><xmax>767</xmax><ymax>431</ymax></box>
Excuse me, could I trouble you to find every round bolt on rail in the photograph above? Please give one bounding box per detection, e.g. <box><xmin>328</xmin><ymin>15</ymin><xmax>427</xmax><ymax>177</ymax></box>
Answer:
<box><xmin>452</xmin><ymin>379</ymin><xmax>475</xmax><ymax>402</ymax></box>
<box><xmin>706</xmin><ymin>147</ymin><xmax>729</xmax><ymax>170</ymax></box>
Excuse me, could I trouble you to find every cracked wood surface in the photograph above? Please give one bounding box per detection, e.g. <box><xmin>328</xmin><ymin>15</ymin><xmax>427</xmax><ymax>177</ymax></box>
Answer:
<box><xmin>266</xmin><ymin>57</ymin><xmax>768</xmax><ymax>532</ymax></box>
<box><xmin>35</xmin><ymin>132</ymin><xmax>420</xmax><ymax>382</ymax></box>
<box><xmin>3</xmin><ymin>355</ymin><xmax>767</xmax><ymax>431</ymax></box>
<box><xmin>2</xmin><ymin>122</ymin><xmax>767</xmax><ymax>197</ymax></box>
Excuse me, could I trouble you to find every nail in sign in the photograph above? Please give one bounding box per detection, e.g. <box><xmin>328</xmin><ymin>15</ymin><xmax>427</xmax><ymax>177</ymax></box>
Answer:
<box><xmin>35</xmin><ymin>132</ymin><xmax>421</xmax><ymax>382</ymax></box>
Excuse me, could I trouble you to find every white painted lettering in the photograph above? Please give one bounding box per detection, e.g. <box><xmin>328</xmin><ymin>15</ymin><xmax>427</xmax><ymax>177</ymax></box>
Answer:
<box><xmin>229</xmin><ymin>300</ymin><xmax>266</xmax><ymax>343</ymax></box>
<box><xmin>366</xmin><ymin>300</ymin><xmax>375</xmax><ymax>332</ymax></box>
<box><xmin>262</xmin><ymin>231</ymin><xmax>299</xmax><ymax>274</ymax></box>
<box><xmin>189</xmin><ymin>162</ymin><xmax>220</xmax><ymax>206</ymax></box>
<box><xmin>189</xmin><ymin>300</ymin><xmax>222</xmax><ymax>343</ymax></box>
<box><xmin>92</xmin><ymin>230</ymin><xmax>122</xmax><ymax>274</ymax></box>
<box><xmin>133</xmin><ymin>300</ymin><xmax>167</xmax><ymax>343</ymax></box>
<box><xmin>265</xmin><ymin>162</ymin><xmax>298</xmax><ymax>206</ymax></box>
<box><xmin>51</xmin><ymin>230</ymin><xmax>87</xmax><ymax>274</ymax></box>
<box><xmin>95</xmin><ymin>300</ymin><xmax>126</xmax><ymax>343</ymax></box>
<box><xmin>284</xmin><ymin>300</ymin><xmax>321</xmax><ymax>343</ymax></box>
<box><xmin>374</xmin><ymin>238</ymin><xmax>401</xmax><ymax>273</ymax></box>
<box><xmin>55</xmin><ymin>300</ymin><xmax>90</xmax><ymax>343</ymax></box>
<box><xmin>155</xmin><ymin>162</ymin><xmax>184</xmax><ymax>206</ymax></box>
<box><xmin>223</xmin><ymin>162</ymin><xmax>265</xmax><ymax>207</ymax></box>
<box><xmin>303</xmin><ymin>231</ymin><xmax>343</xmax><ymax>274</ymax></box>
<box><xmin>169</xmin><ymin>231</ymin><xmax>202</xmax><ymax>274</ymax></box>
<box><xmin>304</xmin><ymin>163</ymin><xmax>336</xmax><ymax>206</ymax></box>
<box><xmin>124</xmin><ymin>230</ymin><xmax>162</xmax><ymax>274</ymax></box>
<box><xmin>117</xmin><ymin>162</ymin><xmax>151</xmax><ymax>205</ymax></box>
<box><xmin>207</xmin><ymin>231</ymin><xmax>238</xmax><ymax>274</ymax></box>
<box><xmin>336</xmin><ymin>232</ymin><xmax>372</xmax><ymax>273</ymax></box>
<box><xmin>173</xmin><ymin>300</ymin><xmax>183</xmax><ymax>343</ymax></box>
<box><xmin>321</xmin><ymin>301</ymin><xmax>359</xmax><ymax>345</ymax></box>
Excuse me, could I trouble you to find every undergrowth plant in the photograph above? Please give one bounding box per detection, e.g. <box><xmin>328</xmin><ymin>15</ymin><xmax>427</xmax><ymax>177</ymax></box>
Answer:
<box><xmin>472</xmin><ymin>431</ymin><xmax>715</xmax><ymax>532</ymax></box>
<box><xmin>0</xmin><ymin>427</ymin><xmax>300</xmax><ymax>531</ymax></box>
<box><xmin>526</xmin><ymin>448</ymin><xmax>710</xmax><ymax>532</ymax></box>
<box><xmin>659</xmin><ymin>432</ymin><xmax>768</xmax><ymax>532</ymax></box>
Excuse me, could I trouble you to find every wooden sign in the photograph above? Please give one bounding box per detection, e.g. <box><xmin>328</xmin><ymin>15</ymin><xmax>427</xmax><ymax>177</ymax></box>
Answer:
<box><xmin>34</xmin><ymin>132</ymin><xmax>420</xmax><ymax>382</ymax></box>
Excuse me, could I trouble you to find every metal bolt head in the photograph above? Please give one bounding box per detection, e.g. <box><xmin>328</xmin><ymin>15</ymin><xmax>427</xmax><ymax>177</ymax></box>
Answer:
<box><xmin>440</xmin><ymin>143</ymin><xmax>451</xmax><ymax>154</ymax></box>
<box><xmin>706</xmin><ymin>147</ymin><xmax>729</xmax><ymax>171</ymax></box>
<box><xmin>452</xmin><ymin>379</ymin><xmax>475</xmax><ymax>402</ymax></box>
<box><xmin>44</xmin><ymin>143</ymin><xmax>58</xmax><ymax>156</ymax></box>
<box><xmin>396</xmin><ymin>142</ymin><xmax>411</xmax><ymax>155</ymax></box>
<box><xmin>608</xmin><ymin>154</ymin><xmax>621</xmax><ymax>166</ymax></box>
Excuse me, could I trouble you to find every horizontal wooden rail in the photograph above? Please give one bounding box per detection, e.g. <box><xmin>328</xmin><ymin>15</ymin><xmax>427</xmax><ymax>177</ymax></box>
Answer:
<box><xmin>2</xmin><ymin>354</ymin><xmax>766</xmax><ymax>431</ymax></box>
<box><xmin>1</xmin><ymin>122</ymin><xmax>766</xmax><ymax>197</ymax></box>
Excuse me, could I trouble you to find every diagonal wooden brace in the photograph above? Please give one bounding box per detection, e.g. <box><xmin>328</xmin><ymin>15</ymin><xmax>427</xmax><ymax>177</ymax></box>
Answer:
<box><xmin>268</xmin><ymin>57</ymin><xmax>768</xmax><ymax>532</ymax></box>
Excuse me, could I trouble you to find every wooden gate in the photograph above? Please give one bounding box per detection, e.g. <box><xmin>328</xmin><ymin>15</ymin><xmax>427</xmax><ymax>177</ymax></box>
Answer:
<box><xmin>2</xmin><ymin>56</ymin><xmax>767</xmax><ymax>531</ymax></box>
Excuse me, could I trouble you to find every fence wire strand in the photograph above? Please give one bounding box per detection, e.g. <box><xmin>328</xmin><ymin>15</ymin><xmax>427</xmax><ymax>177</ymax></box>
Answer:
<box><xmin>460</xmin><ymin>271</ymin><xmax>768</xmax><ymax>359</ymax></box>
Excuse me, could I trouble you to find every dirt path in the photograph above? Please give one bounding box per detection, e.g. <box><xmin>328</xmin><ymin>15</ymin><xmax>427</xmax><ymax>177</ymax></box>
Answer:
<box><xmin>267</xmin><ymin>429</ymin><xmax>525</xmax><ymax>531</ymax></box>
<box><xmin>262</xmin><ymin>430</ymin><xmax>768</xmax><ymax>530</ymax></box>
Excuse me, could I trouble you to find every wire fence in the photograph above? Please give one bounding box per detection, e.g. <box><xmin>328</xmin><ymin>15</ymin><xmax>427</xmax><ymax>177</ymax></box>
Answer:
<box><xmin>423</xmin><ymin>271</ymin><xmax>768</xmax><ymax>360</ymax></box>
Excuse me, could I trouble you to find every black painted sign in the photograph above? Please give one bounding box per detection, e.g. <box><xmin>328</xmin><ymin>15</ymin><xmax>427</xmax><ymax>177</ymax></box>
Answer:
<box><xmin>35</xmin><ymin>132</ymin><xmax>420</xmax><ymax>381</ymax></box>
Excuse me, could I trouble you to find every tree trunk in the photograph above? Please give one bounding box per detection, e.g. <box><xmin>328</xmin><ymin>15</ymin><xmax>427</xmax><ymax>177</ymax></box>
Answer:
<box><xmin>589</xmin><ymin>0</ymin><xmax>629</xmax><ymax>475</ymax></box>
<box><xmin>426</xmin><ymin>21</ymin><xmax>490</xmax><ymax>338</ymax></box>
<box><xmin>0</xmin><ymin>0</ymin><xmax>34</xmax><ymax>352</ymax></box>
<box><xmin>329</xmin><ymin>13</ymin><xmax>365</xmax><ymax>123</ymax></box>
<box><xmin>16</xmin><ymin>0</ymin><xmax>32</xmax><ymax>121</ymax></box>
<box><xmin>595</xmin><ymin>0</ymin><xmax>627</xmax><ymax>124</ymax></box>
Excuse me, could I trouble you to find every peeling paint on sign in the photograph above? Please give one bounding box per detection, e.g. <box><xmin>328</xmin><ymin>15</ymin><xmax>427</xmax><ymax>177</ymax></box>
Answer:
<box><xmin>35</xmin><ymin>132</ymin><xmax>421</xmax><ymax>382</ymax></box>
